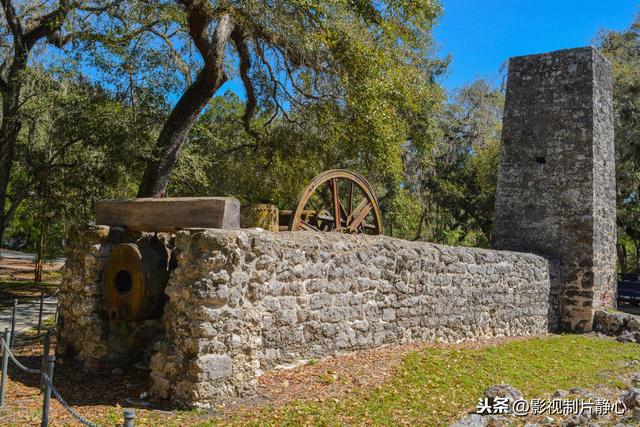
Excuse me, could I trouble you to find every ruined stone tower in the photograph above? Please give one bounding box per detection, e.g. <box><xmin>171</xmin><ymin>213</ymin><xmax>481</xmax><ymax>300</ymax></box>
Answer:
<box><xmin>493</xmin><ymin>47</ymin><xmax>616</xmax><ymax>332</ymax></box>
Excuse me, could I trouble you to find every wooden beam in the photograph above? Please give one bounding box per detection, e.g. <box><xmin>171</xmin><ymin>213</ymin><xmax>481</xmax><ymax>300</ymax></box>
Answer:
<box><xmin>95</xmin><ymin>197</ymin><xmax>240</xmax><ymax>232</ymax></box>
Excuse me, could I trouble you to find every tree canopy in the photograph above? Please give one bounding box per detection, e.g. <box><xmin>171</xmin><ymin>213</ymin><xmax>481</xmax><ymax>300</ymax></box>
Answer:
<box><xmin>1</xmin><ymin>0</ymin><xmax>450</xmax><ymax>252</ymax></box>
<box><xmin>598</xmin><ymin>15</ymin><xmax>640</xmax><ymax>272</ymax></box>
<box><xmin>3</xmin><ymin>2</ymin><xmax>640</xmax><ymax>273</ymax></box>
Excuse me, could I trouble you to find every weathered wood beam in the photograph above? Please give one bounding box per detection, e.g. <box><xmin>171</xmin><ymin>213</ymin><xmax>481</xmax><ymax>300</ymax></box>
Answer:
<box><xmin>95</xmin><ymin>197</ymin><xmax>240</xmax><ymax>231</ymax></box>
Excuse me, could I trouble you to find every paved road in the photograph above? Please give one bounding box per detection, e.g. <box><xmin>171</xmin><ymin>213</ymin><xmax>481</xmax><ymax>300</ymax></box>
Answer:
<box><xmin>619</xmin><ymin>304</ymin><xmax>640</xmax><ymax>316</ymax></box>
<box><xmin>0</xmin><ymin>295</ymin><xmax>58</xmax><ymax>335</ymax></box>
<box><xmin>0</xmin><ymin>248</ymin><xmax>65</xmax><ymax>263</ymax></box>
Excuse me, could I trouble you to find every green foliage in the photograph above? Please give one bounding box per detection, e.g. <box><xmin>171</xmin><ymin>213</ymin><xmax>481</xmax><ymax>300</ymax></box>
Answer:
<box><xmin>4</xmin><ymin>67</ymin><xmax>159</xmax><ymax>253</ymax></box>
<box><xmin>168</xmin><ymin>1</ymin><xmax>447</xmax><ymax>239</ymax></box>
<box><xmin>63</xmin><ymin>0</ymin><xmax>448</xmax><ymax>238</ymax></box>
<box><xmin>408</xmin><ymin>79</ymin><xmax>503</xmax><ymax>247</ymax></box>
<box><xmin>0</xmin><ymin>1</ymin><xmax>459</xmax><ymax>248</ymax></box>
<box><xmin>598</xmin><ymin>15</ymin><xmax>640</xmax><ymax>272</ymax></box>
<box><xmin>5</xmin><ymin>3</ymin><xmax>640</xmax><ymax>262</ymax></box>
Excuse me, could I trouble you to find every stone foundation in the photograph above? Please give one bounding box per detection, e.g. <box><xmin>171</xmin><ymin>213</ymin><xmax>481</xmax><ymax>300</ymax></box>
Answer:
<box><xmin>57</xmin><ymin>226</ymin><xmax>167</xmax><ymax>370</ymax></box>
<box><xmin>57</xmin><ymin>226</ymin><xmax>561</xmax><ymax>405</ymax></box>
<box><xmin>146</xmin><ymin>229</ymin><xmax>557</xmax><ymax>407</ymax></box>
<box><xmin>59</xmin><ymin>227</ymin><xmax>559</xmax><ymax>407</ymax></box>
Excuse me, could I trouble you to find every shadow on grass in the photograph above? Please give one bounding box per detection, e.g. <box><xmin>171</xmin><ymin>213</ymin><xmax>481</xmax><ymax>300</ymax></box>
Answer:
<box><xmin>0</xmin><ymin>281</ymin><xmax>59</xmax><ymax>309</ymax></box>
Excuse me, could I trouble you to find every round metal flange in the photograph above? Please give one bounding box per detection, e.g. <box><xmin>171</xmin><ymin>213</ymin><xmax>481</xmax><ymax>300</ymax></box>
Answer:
<box><xmin>103</xmin><ymin>244</ymin><xmax>145</xmax><ymax>321</ymax></box>
<box><xmin>103</xmin><ymin>241</ymin><xmax>171</xmax><ymax>321</ymax></box>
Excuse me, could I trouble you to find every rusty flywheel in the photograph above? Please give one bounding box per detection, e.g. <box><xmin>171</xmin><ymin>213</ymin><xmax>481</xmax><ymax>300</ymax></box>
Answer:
<box><xmin>286</xmin><ymin>169</ymin><xmax>383</xmax><ymax>234</ymax></box>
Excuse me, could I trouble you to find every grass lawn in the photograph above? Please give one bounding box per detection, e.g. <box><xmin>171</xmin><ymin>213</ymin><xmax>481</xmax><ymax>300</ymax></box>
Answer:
<box><xmin>222</xmin><ymin>335</ymin><xmax>639</xmax><ymax>426</ymax></box>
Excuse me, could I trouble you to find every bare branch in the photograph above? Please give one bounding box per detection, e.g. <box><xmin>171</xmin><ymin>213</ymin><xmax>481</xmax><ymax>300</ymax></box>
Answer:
<box><xmin>231</xmin><ymin>27</ymin><xmax>260</xmax><ymax>142</ymax></box>
<box><xmin>149</xmin><ymin>28</ymin><xmax>192</xmax><ymax>84</ymax></box>
<box><xmin>284</xmin><ymin>60</ymin><xmax>322</xmax><ymax>101</ymax></box>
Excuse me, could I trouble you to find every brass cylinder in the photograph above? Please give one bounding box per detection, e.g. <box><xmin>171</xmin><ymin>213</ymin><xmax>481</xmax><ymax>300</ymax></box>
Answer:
<box><xmin>103</xmin><ymin>241</ymin><xmax>171</xmax><ymax>321</ymax></box>
<box><xmin>240</xmin><ymin>204</ymin><xmax>279</xmax><ymax>232</ymax></box>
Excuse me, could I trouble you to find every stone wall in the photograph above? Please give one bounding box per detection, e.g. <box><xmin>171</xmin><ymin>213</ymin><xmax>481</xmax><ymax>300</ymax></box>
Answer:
<box><xmin>56</xmin><ymin>45</ymin><xmax>617</xmax><ymax>409</ymax></box>
<box><xmin>493</xmin><ymin>47</ymin><xmax>616</xmax><ymax>332</ymax></box>
<box><xmin>57</xmin><ymin>226</ymin><xmax>166</xmax><ymax>370</ymax></box>
<box><xmin>591</xmin><ymin>51</ymin><xmax>617</xmax><ymax>312</ymax></box>
<box><xmin>148</xmin><ymin>229</ymin><xmax>558</xmax><ymax>407</ymax></box>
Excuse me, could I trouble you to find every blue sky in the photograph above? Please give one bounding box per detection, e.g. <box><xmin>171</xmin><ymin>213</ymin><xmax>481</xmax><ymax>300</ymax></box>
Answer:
<box><xmin>434</xmin><ymin>0</ymin><xmax>639</xmax><ymax>90</ymax></box>
<box><xmin>219</xmin><ymin>1</ymin><xmax>638</xmax><ymax>98</ymax></box>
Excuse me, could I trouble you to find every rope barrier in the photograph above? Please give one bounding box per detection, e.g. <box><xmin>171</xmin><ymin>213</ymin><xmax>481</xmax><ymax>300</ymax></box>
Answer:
<box><xmin>1</xmin><ymin>333</ymin><xmax>104</xmax><ymax>427</ymax></box>
<box><xmin>41</xmin><ymin>373</ymin><xmax>102</xmax><ymax>427</ymax></box>
<box><xmin>0</xmin><ymin>338</ymin><xmax>39</xmax><ymax>374</ymax></box>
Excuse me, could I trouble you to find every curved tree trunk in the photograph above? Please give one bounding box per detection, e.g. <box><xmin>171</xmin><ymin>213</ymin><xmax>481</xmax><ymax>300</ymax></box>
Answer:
<box><xmin>0</xmin><ymin>59</ymin><xmax>27</xmax><ymax>253</ymax></box>
<box><xmin>137</xmin><ymin>12</ymin><xmax>235</xmax><ymax>198</ymax></box>
<box><xmin>136</xmin><ymin>65</ymin><xmax>227</xmax><ymax>197</ymax></box>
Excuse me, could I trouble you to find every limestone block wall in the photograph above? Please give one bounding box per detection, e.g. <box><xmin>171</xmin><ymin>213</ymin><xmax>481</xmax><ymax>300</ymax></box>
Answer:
<box><xmin>591</xmin><ymin>51</ymin><xmax>617</xmax><ymax>311</ymax></box>
<box><xmin>148</xmin><ymin>229</ymin><xmax>558</xmax><ymax>407</ymax></box>
<box><xmin>493</xmin><ymin>47</ymin><xmax>616</xmax><ymax>332</ymax></box>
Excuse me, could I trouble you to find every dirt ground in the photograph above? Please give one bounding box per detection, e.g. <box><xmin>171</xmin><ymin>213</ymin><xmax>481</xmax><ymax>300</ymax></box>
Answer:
<box><xmin>0</xmin><ymin>250</ymin><xmax>63</xmax><ymax>281</ymax></box>
<box><xmin>0</xmin><ymin>336</ymin><xmax>528</xmax><ymax>426</ymax></box>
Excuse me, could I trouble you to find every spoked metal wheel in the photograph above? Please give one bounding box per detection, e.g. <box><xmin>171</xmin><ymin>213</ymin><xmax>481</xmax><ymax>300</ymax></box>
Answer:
<box><xmin>287</xmin><ymin>169</ymin><xmax>383</xmax><ymax>235</ymax></box>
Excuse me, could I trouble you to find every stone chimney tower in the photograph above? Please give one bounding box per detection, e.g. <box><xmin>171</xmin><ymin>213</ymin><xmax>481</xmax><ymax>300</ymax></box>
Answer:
<box><xmin>493</xmin><ymin>47</ymin><xmax>616</xmax><ymax>332</ymax></box>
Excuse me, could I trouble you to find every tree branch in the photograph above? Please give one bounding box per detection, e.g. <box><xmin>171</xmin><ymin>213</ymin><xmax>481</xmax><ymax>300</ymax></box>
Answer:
<box><xmin>46</xmin><ymin>30</ymin><xmax>76</xmax><ymax>48</ymax></box>
<box><xmin>3</xmin><ymin>183</ymin><xmax>30</xmax><ymax>227</ymax></box>
<box><xmin>178</xmin><ymin>0</ymin><xmax>234</xmax><ymax>76</ymax></box>
<box><xmin>23</xmin><ymin>0</ymin><xmax>72</xmax><ymax>49</ymax></box>
<box><xmin>78</xmin><ymin>0</ymin><xmax>123</xmax><ymax>13</ymax></box>
<box><xmin>0</xmin><ymin>64</ymin><xmax>8</xmax><ymax>92</ymax></box>
<box><xmin>255</xmin><ymin>40</ymin><xmax>279</xmax><ymax>129</ymax></box>
<box><xmin>0</xmin><ymin>0</ymin><xmax>25</xmax><ymax>49</ymax></box>
<box><xmin>231</xmin><ymin>27</ymin><xmax>260</xmax><ymax>142</ymax></box>
<box><xmin>149</xmin><ymin>28</ymin><xmax>192</xmax><ymax>85</ymax></box>
<box><xmin>179</xmin><ymin>0</ymin><xmax>216</xmax><ymax>60</ymax></box>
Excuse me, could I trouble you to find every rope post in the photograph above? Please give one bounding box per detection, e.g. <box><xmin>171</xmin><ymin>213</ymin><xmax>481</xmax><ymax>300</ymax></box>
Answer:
<box><xmin>123</xmin><ymin>408</ymin><xmax>135</xmax><ymax>427</ymax></box>
<box><xmin>10</xmin><ymin>299</ymin><xmax>17</xmax><ymax>348</ymax></box>
<box><xmin>37</xmin><ymin>292</ymin><xmax>44</xmax><ymax>335</ymax></box>
<box><xmin>0</xmin><ymin>329</ymin><xmax>9</xmax><ymax>407</ymax></box>
<box><xmin>41</xmin><ymin>354</ymin><xmax>55</xmax><ymax>427</ymax></box>
<box><xmin>41</xmin><ymin>330</ymin><xmax>54</xmax><ymax>392</ymax></box>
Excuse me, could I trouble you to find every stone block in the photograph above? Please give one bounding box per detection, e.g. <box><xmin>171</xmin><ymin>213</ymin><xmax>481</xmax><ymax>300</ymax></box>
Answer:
<box><xmin>194</xmin><ymin>354</ymin><xmax>233</xmax><ymax>381</ymax></box>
